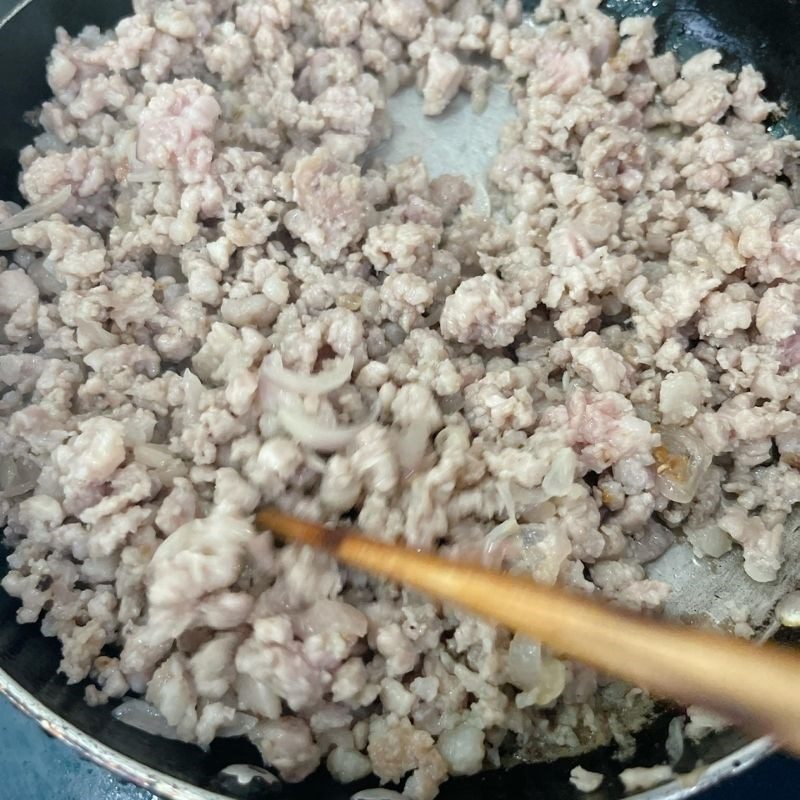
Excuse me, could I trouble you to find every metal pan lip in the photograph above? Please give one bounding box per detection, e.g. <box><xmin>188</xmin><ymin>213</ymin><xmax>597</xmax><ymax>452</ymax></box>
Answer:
<box><xmin>0</xmin><ymin>659</ymin><xmax>776</xmax><ymax>800</ymax></box>
<box><xmin>0</xmin><ymin>0</ymin><xmax>34</xmax><ymax>29</ymax></box>
<box><xmin>0</xmin><ymin>666</ymin><xmax>233</xmax><ymax>800</ymax></box>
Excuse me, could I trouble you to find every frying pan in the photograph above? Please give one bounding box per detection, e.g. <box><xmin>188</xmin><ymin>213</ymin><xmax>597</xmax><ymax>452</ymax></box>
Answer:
<box><xmin>1</xmin><ymin>0</ymin><xmax>799</xmax><ymax>798</ymax></box>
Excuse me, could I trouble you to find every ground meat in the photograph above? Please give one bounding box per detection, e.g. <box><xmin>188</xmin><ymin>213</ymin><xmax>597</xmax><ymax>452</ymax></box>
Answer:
<box><xmin>136</xmin><ymin>78</ymin><xmax>221</xmax><ymax>185</ymax></box>
<box><xmin>440</xmin><ymin>275</ymin><xmax>526</xmax><ymax>348</ymax></box>
<box><xmin>284</xmin><ymin>149</ymin><xmax>370</xmax><ymax>262</ymax></box>
<box><xmin>1</xmin><ymin>1</ymin><xmax>798</xmax><ymax>799</ymax></box>
<box><xmin>422</xmin><ymin>49</ymin><xmax>465</xmax><ymax>116</ymax></box>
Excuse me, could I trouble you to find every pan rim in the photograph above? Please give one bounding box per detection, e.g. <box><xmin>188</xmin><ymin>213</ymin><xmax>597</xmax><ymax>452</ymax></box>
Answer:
<box><xmin>0</xmin><ymin>661</ymin><xmax>776</xmax><ymax>800</ymax></box>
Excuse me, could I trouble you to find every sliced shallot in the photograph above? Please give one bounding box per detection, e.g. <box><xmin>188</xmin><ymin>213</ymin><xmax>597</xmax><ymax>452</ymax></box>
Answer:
<box><xmin>112</xmin><ymin>698</ymin><xmax>182</xmax><ymax>740</ymax></box>
<box><xmin>277</xmin><ymin>401</ymin><xmax>374</xmax><ymax>453</ymax></box>
<box><xmin>259</xmin><ymin>352</ymin><xmax>354</xmax><ymax>399</ymax></box>
<box><xmin>0</xmin><ymin>186</ymin><xmax>71</xmax><ymax>249</ymax></box>
<box><xmin>653</xmin><ymin>427</ymin><xmax>711</xmax><ymax>504</ymax></box>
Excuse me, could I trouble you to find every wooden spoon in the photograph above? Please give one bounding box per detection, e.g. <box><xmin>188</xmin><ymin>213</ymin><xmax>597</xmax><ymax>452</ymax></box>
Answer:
<box><xmin>256</xmin><ymin>506</ymin><xmax>800</xmax><ymax>756</ymax></box>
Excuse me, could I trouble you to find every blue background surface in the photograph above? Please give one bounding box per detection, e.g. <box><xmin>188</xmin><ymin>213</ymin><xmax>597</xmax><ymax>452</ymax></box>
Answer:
<box><xmin>0</xmin><ymin>692</ymin><xmax>796</xmax><ymax>800</ymax></box>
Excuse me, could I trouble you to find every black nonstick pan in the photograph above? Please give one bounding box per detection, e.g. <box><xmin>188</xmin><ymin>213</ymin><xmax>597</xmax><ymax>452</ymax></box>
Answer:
<box><xmin>0</xmin><ymin>1</ymin><xmax>798</xmax><ymax>799</ymax></box>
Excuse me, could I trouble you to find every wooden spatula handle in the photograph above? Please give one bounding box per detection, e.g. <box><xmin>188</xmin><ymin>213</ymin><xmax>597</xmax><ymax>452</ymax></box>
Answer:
<box><xmin>256</xmin><ymin>508</ymin><xmax>800</xmax><ymax>755</ymax></box>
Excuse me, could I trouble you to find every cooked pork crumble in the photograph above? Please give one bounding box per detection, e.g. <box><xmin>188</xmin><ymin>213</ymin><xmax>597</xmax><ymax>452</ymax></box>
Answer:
<box><xmin>1</xmin><ymin>0</ymin><xmax>799</xmax><ymax>796</ymax></box>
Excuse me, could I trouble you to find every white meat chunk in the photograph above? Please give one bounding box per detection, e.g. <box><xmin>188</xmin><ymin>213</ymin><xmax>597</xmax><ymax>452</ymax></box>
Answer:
<box><xmin>440</xmin><ymin>275</ymin><xmax>525</xmax><ymax>348</ymax></box>
<box><xmin>423</xmin><ymin>49</ymin><xmax>465</xmax><ymax>115</ymax></box>
<box><xmin>137</xmin><ymin>79</ymin><xmax>220</xmax><ymax>184</ymax></box>
<box><xmin>284</xmin><ymin>149</ymin><xmax>369</xmax><ymax>262</ymax></box>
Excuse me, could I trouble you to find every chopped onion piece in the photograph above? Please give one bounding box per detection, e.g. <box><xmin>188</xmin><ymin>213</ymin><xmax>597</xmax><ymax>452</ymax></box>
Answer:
<box><xmin>439</xmin><ymin>392</ymin><xmax>464</xmax><ymax>414</ymax></box>
<box><xmin>541</xmin><ymin>447</ymin><xmax>577</xmax><ymax>498</ymax></box>
<box><xmin>778</xmin><ymin>331</ymin><xmax>800</xmax><ymax>367</ymax></box>
<box><xmin>619</xmin><ymin>765</ymin><xmax>674</xmax><ymax>793</ymax></box>
<box><xmin>496</xmin><ymin>479</ymin><xmax>516</xmax><ymax>521</ymax></box>
<box><xmin>277</xmin><ymin>401</ymin><xmax>373</xmax><ymax>453</ymax></box>
<box><xmin>112</xmin><ymin>699</ymin><xmax>182</xmax><ymax>740</ymax></box>
<box><xmin>217</xmin><ymin>712</ymin><xmax>258</xmax><ymax>738</ymax></box>
<box><xmin>396</xmin><ymin>418</ymin><xmax>430</xmax><ymax>473</ymax></box>
<box><xmin>351</xmin><ymin>791</ymin><xmax>404</xmax><ymax>800</ymax></box>
<box><xmin>472</xmin><ymin>180</ymin><xmax>492</xmax><ymax>218</ymax></box>
<box><xmin>132</xmin><ymin>443</ymin><xmax>173</xmax><ymax>470</ymax></box>
<box><xmin>182</xmin><ymin>369</ymin><xmax>204</xmax><ymax>424</ymax></box>
<box><xmin>0</xmin><ymin>455</ymin><xmax>40</xmax><ymax>498</ymax></box>
<box><xmin>127</xmin><ymin>169</ymin><xmax>168</xmax><ymax>183</ymax></box>
<box><xmin>76</xmin><ymin>319</ymin><xmax>119</xmax><ymax>350</ymax></box>
<box><xmin>0</xmin><ymin>187</ymin><xmax>71</xmax><ymax>250</ymax></box>
<box><xmin>629</xmin><ymin>520</ymin><xmax>674</xmax><ymax>564</ymax></box>
<box><xmin>260</xmin><ymin>352</ymin><xmax>354</xmax><ymax>399</ymax></box>
<box><xmin>27</xmin><ymin>257</ymin><xmax>64</xmax><ymax>296</ymax></box>
<box><xmin>382</xmin><ymin>322</ymin><xmax>406</xmax><ymax>346</ymax></box>
<box><xmin>776</xmin><ymin>591</ymin><xmax>800</xmax><ymax>628</ymax></box>
<box><xmin>33</xmin><ymin>132</ymin><xmax>69</xmax><ymax>154</ymax></box>
<box><xmin>685</xmin><ymin>523</ymin><xmax>732</xmax><ymax>558</ymax></box>
<box><xmin>570</xmin><ymin>766</ymin><xmax>604</xmax><ymax>793</ymax></box>
<box><xmin>685</xmin><ymin>705</ymin><xmax>728</xmax><ymax>740</ymax></box>
<box><xmin>132</xmin><ymin>443</ymin><xmax>187</xmax><ymax>485</ymax></box>
<box><xmin>520</xmin><ymin>524</ymin><xmax>571</xmax><ymax>585</ymax></box>
<box><xmin>484</xmin><ymin>518</ymin><xmax>519</xmax><ymax>559</ymax></box>
<box><xmin>421</xmin><ymin>304</ymin><xmax>443</xmax><ymax>328</ymax></box>
<box><xmin>218</xmin><ymin>764</ymin><xmax>280</xmax><ymax>787</ymax></box>
<box><xmin>653</xmin><ymin>427</ymin><xmax>711</xmax><ymax>504</ymax></box>
<box><xmin>665</xmin><ymin>716</ymin><xmax>685</xmax><ymax>765</ymax></box>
